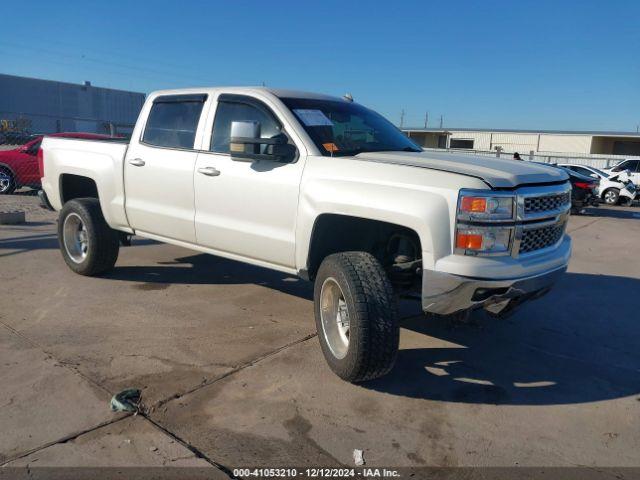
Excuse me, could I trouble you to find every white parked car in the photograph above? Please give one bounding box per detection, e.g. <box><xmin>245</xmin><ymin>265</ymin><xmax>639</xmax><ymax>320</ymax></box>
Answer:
<box><xmin>604</xmin><ymin>159</ymin><xmax>640</xmax><ymax>185</ymax></box>
<box><xmin>559</xmin><ymin>164</ymin><xmax>637</xmax><ymax>205</ymax></box>
<box><xmin>39</xmin><ymin>87</ymin><xmax>572</xmax><ymax>382</ymax></box>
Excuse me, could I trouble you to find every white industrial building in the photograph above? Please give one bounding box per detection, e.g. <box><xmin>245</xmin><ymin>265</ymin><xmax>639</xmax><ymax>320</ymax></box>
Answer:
<box><xmin>403</xmin><ymin>127</ymin><xmax>640</xmax><ymax>157</ymax></box>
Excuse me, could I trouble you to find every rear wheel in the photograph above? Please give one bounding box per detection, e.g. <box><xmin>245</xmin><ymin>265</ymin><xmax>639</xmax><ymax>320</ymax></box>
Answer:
<box><xmin>314</xmin><ymin>252</ymin><xmax>399</xmax><ymax>383</ymax></box>
<box><xmin>58</xmin><ymin>198</ymin><xmax>120</xmax><ymax>275</ymax></box>
<box><xmin>0</xmin><ymin>167</ymin><xmax>16</xmax><ymax>194</ymax></box>
<box><xmin>602</xmin><ymin>188</ymin><xmax>620</xmax><ymax>205</ymax></box>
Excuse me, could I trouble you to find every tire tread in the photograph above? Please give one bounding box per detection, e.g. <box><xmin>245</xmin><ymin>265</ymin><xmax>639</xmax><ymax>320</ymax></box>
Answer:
<box><xmin>315</xmin><ymin>251</ymin><xmax>399</xmax><ymax>382</ymax></box>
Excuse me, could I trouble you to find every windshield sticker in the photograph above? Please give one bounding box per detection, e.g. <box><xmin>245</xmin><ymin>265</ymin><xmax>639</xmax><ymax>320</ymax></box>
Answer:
<box><xmin>293</xmin><ymin>109</ymin><xmax>334</xmax><ymax>127</ymax></box>
<box><xmin>323</xmin><ymin>142</ymin><xmax>339</xmax><ymax>152</ymax></box>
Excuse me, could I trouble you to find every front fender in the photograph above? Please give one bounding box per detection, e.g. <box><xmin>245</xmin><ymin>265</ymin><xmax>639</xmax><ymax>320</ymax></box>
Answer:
<box><xmin>296</xmin><ymin>184</ymin><xmax>467</xmax><ymax>276</ymax></box>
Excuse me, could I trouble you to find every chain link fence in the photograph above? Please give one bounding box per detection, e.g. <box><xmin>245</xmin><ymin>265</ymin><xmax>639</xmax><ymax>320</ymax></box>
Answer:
<box><xmin>0</xmin><ymin>112</ymin><xmax>133</xmax><ymax>196</ymax></box>
<box><xmin>421</xmin><ymin>146</ymin><xmax>631</xmax><ymax>170</ymax></box>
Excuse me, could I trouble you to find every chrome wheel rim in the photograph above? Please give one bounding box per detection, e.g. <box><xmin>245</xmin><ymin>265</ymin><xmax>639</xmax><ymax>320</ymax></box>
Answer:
<box><xmin>320</xmin><ymin>277</ymin><xmax>350</xmax><ymax>359</ymax></box>
<box><xmin>604</xmin><ymin>191</ymin><xmax>617</xmax><ymax>203</ymax></box>
<box><xmin>63</xmin><ymin>213</ymin><xmax>89</xmax><ymax>263</ymax></box>
<box><xmin>0</xmin><ymin>171</ymin><xmax>11</xmax><ymax>193</ymax></box>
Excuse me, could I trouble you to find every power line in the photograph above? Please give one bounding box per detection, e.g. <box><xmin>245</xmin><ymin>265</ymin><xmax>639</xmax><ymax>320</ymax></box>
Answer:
<box><xmin>0</xmin><ymin>41</ymin><xmax>213</xmax><ymax>86</ymax></box>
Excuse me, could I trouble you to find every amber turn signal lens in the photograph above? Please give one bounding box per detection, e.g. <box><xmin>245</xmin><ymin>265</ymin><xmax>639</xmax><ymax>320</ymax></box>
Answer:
<box><xmin>460</xmin><ymin>196</ymin><xmax>487</xmax><ymax>213</ymax></box>
<box><xmin>456</xmin><ymin>232</ymin><xmax>483</xmax><ymax>250</ymax></box>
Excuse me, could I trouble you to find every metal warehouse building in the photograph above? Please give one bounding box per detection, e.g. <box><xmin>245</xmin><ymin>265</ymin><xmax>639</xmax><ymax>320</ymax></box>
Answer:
<box><xmin>403</xmin><ymin>127</ymin><xmax>640</xmax><ymax>157</ymax></box>
<box><xmin>0</xmin><ymin>73</ymin><xmax>145</xmax><ymax>137</ymax></box>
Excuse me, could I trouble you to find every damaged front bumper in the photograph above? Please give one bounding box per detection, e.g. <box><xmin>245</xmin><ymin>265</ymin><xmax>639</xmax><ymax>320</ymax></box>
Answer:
<box><xmin>422</xmin><ymin>265</ymin><xmax>567</xmax><ymax>317</ymax></box>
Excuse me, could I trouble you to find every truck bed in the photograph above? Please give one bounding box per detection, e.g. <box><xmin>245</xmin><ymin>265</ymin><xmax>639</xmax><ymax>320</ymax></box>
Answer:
<box><xmin>41</xmin><ymin>136</ymin><xmax>131</xmax><ymax>232</ymax></box>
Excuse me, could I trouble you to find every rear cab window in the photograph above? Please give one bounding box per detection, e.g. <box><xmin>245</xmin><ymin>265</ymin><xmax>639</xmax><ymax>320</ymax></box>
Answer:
<box><xmin>142</xmin><ymin>94</ymin><xmax>207</xmax><ymax>149</ymax></box>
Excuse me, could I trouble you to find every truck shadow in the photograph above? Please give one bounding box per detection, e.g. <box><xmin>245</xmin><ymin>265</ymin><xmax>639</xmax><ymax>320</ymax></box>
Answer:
<box><xmin>106</xmin><ymin>253</ymin><xmax>315</xmax><ymax>300</ymax></box>
<box><xmin>0</xmin><ymin>232</ymin><xmax>155</xmax><ymax>258</ymax></box>
<box><xmin>364</xmin><ymin>272</ymin><xmax>640</xmax><ymax>406</ymax></box>
<box><xmin>0</xmin><ymin>232</ymin><xmax>59</xmax><ymax>258</ymax></box>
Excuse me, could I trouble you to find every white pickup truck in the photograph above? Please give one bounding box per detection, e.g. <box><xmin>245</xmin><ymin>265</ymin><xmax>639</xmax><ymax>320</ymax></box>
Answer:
<box><xmin>40</xmin><ymin>87</ymin><xmax>572</xmax><ymax>382</ymax></box>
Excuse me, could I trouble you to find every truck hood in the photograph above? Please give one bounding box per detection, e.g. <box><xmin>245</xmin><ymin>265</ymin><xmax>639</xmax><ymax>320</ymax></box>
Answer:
<box><xmin>354</xmin><ymin>151</ymin><xmax>568</xmax><ymax>188</ymax></box>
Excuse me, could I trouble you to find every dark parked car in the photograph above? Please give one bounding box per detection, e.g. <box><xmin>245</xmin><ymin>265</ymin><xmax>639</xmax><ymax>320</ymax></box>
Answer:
<box><xmin>554</xmin><ymin>165</ymin><xmax>599</xmax><ymax>214</ymax></box>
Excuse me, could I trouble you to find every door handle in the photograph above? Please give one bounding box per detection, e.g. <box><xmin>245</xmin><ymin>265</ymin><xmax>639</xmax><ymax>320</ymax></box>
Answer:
<box><xmin>198</xmin><ymin>167</ymin><xmax>221</xmax><ymax>177</ymax></box>
<box><xmin>129</xmin><ymin>158</ymin><xmax>145</xmax><ymax>167</ymax></box>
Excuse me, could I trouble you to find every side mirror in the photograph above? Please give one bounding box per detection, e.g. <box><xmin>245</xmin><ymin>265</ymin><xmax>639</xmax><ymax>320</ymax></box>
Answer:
<box><xmin>229</xmin><ymin>122</ymin><xmax>296</xmax><ymax>163</ymax></box>
<box><xmin>229</xmin><ymin>121</ymin><xmax>261</xmax><ymax>155</ymax></box>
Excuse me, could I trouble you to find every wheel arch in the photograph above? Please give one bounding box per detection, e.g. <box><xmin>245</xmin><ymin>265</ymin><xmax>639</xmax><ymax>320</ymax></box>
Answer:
<box><xmin>302</xmin><ymin>213</ymin><xmax>425</xmax><ymax>281</ymax></box>
<box><xmin>0</xmin><ymin>162</ymin><xmax>17</xmax><ymax>176</ymax></box>
<box><xmin>59</xmin><ymin>173</ymin><xmax>100</xmax><ymax>204</ymax></box>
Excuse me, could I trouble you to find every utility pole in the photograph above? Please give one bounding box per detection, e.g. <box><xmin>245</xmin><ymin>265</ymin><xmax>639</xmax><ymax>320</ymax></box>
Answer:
<box><xmin>400</xmin><ymin>109</ymin><xmax>405</xmax><ymax>129</ymax></box>
<box><xmin>439</xmin><ymin>115</ymin><xmax>444</xmax><ymax>129</ymax></box>
<box><xmin>424</xmin><ymin>112</ymin><xmax>429</xmax><ymax>129</ymax></box>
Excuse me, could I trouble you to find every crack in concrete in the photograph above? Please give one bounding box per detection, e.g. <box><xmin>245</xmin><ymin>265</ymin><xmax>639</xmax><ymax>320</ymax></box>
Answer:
<box><xmin>141</xmin><ymin>414</ymin><xmax>235</xmax><ymax>478</ymax></box>
<box><xmin>0</xmin><ymin>416</ymin><xmax>132</xmax><ymax>467</ymax></box>
<box><xmin>152</xmin><ymin>332</ymin><xmax>319</xmax><ymax>410</ymax></box>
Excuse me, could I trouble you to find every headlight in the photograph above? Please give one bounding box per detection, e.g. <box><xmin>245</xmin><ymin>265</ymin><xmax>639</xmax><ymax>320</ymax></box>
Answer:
<box><xmin>455</xmin><ymin>190</ymin><xmax>516</xmax><ymax>257</ymax></box>
<box><xmin>457</xmin><ymin>191</ymin><xmax>515</xmax><ymax>222</ymax></box>
<box><xmin>455</xmin><ymin>225</ymin><xmax>512</xmax><ymax>256</ymax></box>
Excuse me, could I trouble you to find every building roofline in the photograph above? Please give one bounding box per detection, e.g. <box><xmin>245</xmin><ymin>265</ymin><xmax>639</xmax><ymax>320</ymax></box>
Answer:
<box><xmin>0</xmin><ymin>72</ymin><xmax>145</xmax><ymax>96</ymax></box>
<box><xmin>402</xmin><ymin>126</ymin><xmax>640</xmax><ymax>138</ymax></box>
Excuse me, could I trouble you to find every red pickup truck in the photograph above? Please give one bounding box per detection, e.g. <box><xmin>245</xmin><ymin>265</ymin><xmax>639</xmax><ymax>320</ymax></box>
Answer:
<box><xmin>0</xmin><ymin>132</ymin><xmax>114</xmax><ymax>194</ymax></box>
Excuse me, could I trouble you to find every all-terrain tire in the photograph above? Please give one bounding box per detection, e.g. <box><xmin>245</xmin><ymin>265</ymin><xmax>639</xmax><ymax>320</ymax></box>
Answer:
<box><xmin>0</xmin><ymin>167</ymin><xmax>16</xmax><ymax>194</ymax></box>
<box><xmin>58</xmin><ymin>198</ymin><xmax>120</xmax><ymax>275</ymax></box>
<box><xmin>314</xmin><ymin>251</ymin><xmax>399</xmax><ymax>383</ymax></box>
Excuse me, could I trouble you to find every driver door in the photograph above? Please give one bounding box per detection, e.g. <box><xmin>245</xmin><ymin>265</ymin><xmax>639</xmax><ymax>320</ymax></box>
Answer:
<box><xmin>193</xmin><ymin>95</ymin><xmax>304</xmax><ymax>270</ymax></box>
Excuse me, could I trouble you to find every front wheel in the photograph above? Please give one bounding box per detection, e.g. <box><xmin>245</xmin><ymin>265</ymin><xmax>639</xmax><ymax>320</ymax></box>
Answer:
<box><xmin>0</xmin><ymin>167</ymin><xmax>16</xmax><ymax>194</ymax></box>
<box><xmin>58</xmin><ymin>198</ymin><xmax>120</xmax><ymax>275</ymax></box>
<box><xmin>602</xmin><ymin>188</ymin><xmax>620</xmax><ymax>205</ymax></box>
<box><xmin>314</xmin><ymin>252</ymin><xmax>399</xmax><ymax>383</ymax></box>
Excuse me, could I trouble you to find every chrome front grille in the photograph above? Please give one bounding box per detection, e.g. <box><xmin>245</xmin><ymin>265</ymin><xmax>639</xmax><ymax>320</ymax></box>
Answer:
<box><xmin>519</xmin><ymin>222</ymin><xmax>566</xmax><ymax>254</ymax></box>
<box><xmin>524</xmin><ymin>192</ymin><xmax>571</xmax><ymax>215</ymax></box>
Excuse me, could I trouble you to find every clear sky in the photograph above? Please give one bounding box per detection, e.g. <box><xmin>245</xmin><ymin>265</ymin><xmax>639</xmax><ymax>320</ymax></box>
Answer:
<box><xmin>1</xmin><ymin>0</ymin><xmax>638</xmax><ymax>131</ymax></box>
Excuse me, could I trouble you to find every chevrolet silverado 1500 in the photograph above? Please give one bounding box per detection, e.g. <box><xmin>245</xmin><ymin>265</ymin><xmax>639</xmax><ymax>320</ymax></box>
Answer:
<box><xmin>40</xmin><ymin>87</ymin><xmax>572</xmax><ymax>382</ymax></box>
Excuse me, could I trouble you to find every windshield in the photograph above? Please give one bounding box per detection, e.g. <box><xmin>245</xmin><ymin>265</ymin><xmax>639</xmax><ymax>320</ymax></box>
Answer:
<box><xmin>280</xmin><ymin>97</ymin><xmax>422</xmax><ymax>157</ymax></box>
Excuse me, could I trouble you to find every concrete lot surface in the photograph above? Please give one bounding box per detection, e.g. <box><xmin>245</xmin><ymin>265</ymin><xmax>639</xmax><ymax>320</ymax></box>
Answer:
<box><xmin>1</xmin><ymin>195</ymin><xmax>639</xmax><ymax>475</ymax></box>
